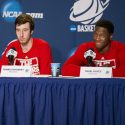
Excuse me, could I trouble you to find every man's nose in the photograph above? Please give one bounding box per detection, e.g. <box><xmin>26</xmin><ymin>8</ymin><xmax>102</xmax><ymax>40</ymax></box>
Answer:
<box><xmin>20</xmin><ymin>31</ymin><xmax>24</xmax><ymax>36</ymax></box>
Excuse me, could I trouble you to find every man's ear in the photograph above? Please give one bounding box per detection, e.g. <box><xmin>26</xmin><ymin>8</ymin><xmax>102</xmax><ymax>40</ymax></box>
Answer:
<box><xmin>110</xmin><ymin>34</ymin><xmax>113</xmax><ymax>40</ymax></box>
<box><xmin>31</xmin><ymin>30</ymin><xmax>34</xmax><ymax>35</ymax></box>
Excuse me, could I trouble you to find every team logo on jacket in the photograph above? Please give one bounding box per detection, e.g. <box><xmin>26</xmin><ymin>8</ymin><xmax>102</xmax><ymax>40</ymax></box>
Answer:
<box><xmin>14</xmin><ymin>57</ymin><xmax>40</xmax><ymax>75</ymax></box>
<box><xmin>69</xmin><ymin>0</ymin><xmax>110</xmax><ymax>32</ymax></box>
<box><xmin>93</xmin><ymin>59</ymin><xmax>116</xmax><ymax>69</ymax></box>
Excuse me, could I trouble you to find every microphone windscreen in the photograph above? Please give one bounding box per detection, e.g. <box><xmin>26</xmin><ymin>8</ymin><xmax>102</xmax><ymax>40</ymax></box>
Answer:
<box><xmin>6</xmin><ymin>47</ymin><xmax>17</xmax><ymax>58</ymax></box>
<box><xmin>84</xmin><ymin>48</ymin><xmax>96</xmax><ymax>59</ymax></box>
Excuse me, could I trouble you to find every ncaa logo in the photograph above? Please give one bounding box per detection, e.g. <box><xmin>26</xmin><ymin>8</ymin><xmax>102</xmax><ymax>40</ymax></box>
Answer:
<box><xmin>1</xmin><ymin>1</ymin><xmax>22</xmax><ymax>23</ymax></box>
<box><xmin>69</xmin><ymin>0</ymin><xmax>110</xmax><ymax>25</ymax></box>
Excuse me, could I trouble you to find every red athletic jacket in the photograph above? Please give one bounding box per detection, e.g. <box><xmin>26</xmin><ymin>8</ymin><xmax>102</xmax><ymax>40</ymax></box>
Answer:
<box><xmin>0</xmin><ymin>38</ymin><xmax>52</xmax><ymax>75</ymax></box>
<box><xmin>62</xmin><ymin>41</ymin><xmax>125</xmax><ymax>77</ymax></box>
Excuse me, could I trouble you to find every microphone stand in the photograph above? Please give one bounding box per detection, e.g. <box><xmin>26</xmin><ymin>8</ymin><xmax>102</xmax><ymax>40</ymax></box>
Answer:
<box><xmin>86</xmin><ymin>56</ymin><xmax>93</xmax><ymax>66</ymax></box>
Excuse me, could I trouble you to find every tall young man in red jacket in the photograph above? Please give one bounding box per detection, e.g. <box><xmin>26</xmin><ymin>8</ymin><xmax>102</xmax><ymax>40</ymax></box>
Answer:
<box><xmin>0</xmin><ymin>14</ymin><xmax>52</xmax><ymax>75</ymax></box>
<box><xmin>62</xmin><ymin>19</ymin><xmax>125</xmax><ymax>77</ymax></box>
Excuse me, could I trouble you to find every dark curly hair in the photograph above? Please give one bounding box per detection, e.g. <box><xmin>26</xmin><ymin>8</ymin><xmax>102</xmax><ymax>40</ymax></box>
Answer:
<box><xmin>95</xmin><ymin>19</ymin><xmax>114</xmax><ymax>34</ymax></box>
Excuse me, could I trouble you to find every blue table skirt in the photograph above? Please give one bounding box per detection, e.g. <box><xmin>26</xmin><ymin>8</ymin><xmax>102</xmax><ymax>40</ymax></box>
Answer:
<box><xmin>0</xmin><ymin>77</ymin><xmax>125</xmax><ymax>125</ymax></box>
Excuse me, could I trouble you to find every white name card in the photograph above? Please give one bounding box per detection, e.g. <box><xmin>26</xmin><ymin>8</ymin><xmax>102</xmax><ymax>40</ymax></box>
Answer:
<box><xmin>1</xmin><ymin>65</ymin><xmax>32</xmax><ymax>77</ymax></box>
<box><xmin>80</xmin><ymin>67</ymin><xmax>112</xmax><ymax>78</ymax></box>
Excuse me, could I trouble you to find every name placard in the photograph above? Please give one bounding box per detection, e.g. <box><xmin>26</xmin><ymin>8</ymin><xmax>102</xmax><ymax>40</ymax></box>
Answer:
<box><xmin>80</xmin><ymin>67</ymin><xmax>112</xmax><ymax>78</ymax></box>
<box><xmin>1</xmin><ymin>65</ymin><xmax>32</xmax><ymax>77</ymax></box>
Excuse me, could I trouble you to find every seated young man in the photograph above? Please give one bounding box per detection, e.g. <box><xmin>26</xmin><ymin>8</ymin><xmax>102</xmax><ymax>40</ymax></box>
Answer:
<box><xmin>0</xmin><ymin>14</ymin><xmax>52</xmax><ymax>75</ymax></box>
<box><xmin>62</xmin><ymin>19</ymin><xmax>125</xmax><ymax>77</ymax></box>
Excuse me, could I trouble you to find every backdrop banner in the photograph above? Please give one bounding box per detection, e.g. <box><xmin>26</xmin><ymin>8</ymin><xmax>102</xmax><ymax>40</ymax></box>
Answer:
<box><xmin>0</xmin><ymin>0</ymin><xmax>125</xmax><ymax>65</ymax></box>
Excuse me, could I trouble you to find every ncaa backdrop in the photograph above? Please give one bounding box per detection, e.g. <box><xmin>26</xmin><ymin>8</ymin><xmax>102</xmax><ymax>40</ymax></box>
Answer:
<box><xmin>0</xmin><ymin>0</ymin><xmax>125</xmax><ymax>66</ymax></box>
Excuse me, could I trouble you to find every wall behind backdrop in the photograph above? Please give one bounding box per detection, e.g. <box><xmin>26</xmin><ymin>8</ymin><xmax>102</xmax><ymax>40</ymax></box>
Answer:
<box><xmin>0</xmin><ymin>0</ymin><xmax>125</xmax><ymax>66</ymax></box>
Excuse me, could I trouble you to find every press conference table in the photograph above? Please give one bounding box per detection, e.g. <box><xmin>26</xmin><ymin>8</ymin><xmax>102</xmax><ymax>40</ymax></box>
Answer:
<box><xmin>0</xmin><ymin>76</ymin><xmax>125</xmax><ymax>125</ymax></box>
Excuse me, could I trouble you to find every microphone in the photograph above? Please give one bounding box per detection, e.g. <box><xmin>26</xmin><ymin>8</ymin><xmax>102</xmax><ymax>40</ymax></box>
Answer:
<box><xmin>6</xmin><ymin>47</ymin><xmax>17</xmax><ymax>65</ymax></box>
<box><xmin>84</xmin><ymin>48</ymin><xmax>96</xmax><ymax>66</ymax></box>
